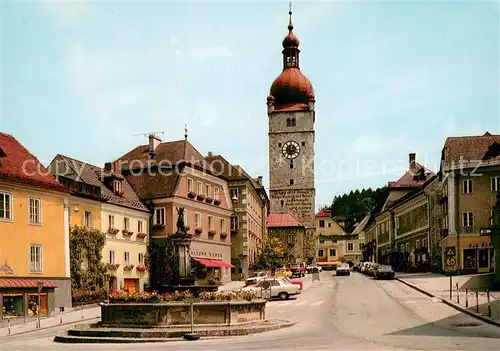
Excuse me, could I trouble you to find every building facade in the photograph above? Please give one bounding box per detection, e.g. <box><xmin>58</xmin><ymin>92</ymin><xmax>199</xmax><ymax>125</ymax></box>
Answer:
<box><xmin>315</xmin><ymin>210</ymin><xmax>344</xmax><ymax>263</ymax></box>
<box><xmin>117</xmin><ymin>136</ymin><xmax>234</xmax><ymax>284</ymax></box>
<box><xmin>49</xmin><ymin>155</ymin><xmax>151</xmax><ymax>292</ymax></box>
<box><xmin>205</xmin><ymin>153</ymin><xmax>269</xmax><ymax>279</ymax></box>
<box><xmin>267</xmin><ymin>10</ymin><xmax>317</xmax><ymax>263</ymax></box>
<box><xmin>0</xmin><ymin>133</ymin><xmax>71</xmax><ymax>320</ymax></box>
<box><xmin>440</xmin><ymin>132</ymin><xmax>500</xmax><ymax>274</ymax></box>
<box><xmin>267</xmin><ymin>213</ymin><xmax>305</xmax><ymax>264</ymax></box>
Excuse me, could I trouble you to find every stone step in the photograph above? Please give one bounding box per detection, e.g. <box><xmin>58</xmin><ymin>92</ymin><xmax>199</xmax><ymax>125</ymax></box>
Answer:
<box><xmin>54</xmin><ymin>335</ymin><xmax>183</xmax><ymax>344</ymax></box>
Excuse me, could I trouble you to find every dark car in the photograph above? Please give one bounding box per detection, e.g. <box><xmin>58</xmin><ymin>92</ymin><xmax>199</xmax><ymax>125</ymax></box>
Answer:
<box><xmin>352</xmin><ymin>263</ymin><xmax>361</xmax><ymax>272</ymax></box>
<box><xmin>374</xmin><ymin>265</ymin><xmax>395</xmax><ymax>280</ymax></box>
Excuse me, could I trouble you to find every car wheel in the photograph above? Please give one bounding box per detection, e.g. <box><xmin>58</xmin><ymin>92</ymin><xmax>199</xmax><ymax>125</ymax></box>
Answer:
<box><xmin>278</xmin><ymin>292</ymin><xmax>289</xmax><ymax>300</ymax></box>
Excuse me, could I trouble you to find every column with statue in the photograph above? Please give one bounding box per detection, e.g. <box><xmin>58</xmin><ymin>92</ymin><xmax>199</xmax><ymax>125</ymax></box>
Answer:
<box><xmin>491</xmin><ymin>192</ymin><xmax>500</xmax><ymax>288</ymax></box>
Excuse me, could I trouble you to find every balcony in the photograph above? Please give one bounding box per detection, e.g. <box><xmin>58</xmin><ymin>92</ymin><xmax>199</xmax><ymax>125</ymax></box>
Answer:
<box><xmin>461</xmin><ymin>226</ymin><xmax>480</xmax><ymax>235</ymax></box>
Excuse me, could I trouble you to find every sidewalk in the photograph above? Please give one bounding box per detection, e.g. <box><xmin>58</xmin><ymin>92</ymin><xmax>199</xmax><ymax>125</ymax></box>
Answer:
<box><xmin>0</xmin><ymin>305</ymin><xmax>100</xmax><ymax>337</ymax></box>
<box><xmin>396</xmin><ymin>272</ymin><xmax>500</xmax><ymax>321</ymax></box>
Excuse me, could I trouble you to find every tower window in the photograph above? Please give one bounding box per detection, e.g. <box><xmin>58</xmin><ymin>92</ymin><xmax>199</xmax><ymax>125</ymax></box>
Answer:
<box><xmin>278</xmin><ymin>143</ymin><xmax>282</xmax><ymax>147</ymax></box>
<box><xmin>280</xmin><ymin>200</ymin><xmax>284</xmax><ymax>206</ymax></box>
<box><xmin>291</xmin><ymin>118</ymin><xmax>296</xmax><ymax>126</ymax></box>
<box><xmin>290</xmin><ymin>179</ymin><xmax>294</xmax><ymax>185</ymax></box>
<box><xmin>302</xmin><ymin>141</ymin><xmax>305</xmax><ymax>146</ymax></box>
<box><xmin>290</xmin><ymin>162</ymin><xmax>293</xmax><ymax>169</ymax></box>
<box><xmin>286</xmin><ymin>118</ymin><xmax>291</xmax><ymax>127</ymax></box>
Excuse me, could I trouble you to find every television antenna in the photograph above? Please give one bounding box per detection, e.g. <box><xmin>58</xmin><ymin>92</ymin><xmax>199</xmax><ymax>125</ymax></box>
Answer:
<box><xmin>132</xmin><ymin>132</ymin><xmax>165</xmax><ymax>138</ymax></box>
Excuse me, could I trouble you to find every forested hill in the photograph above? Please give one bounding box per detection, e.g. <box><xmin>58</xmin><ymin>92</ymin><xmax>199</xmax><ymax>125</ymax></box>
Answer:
<box><xmin>327</xmin><ymin>187</ymin><xmax>387</xmax><ymax>233</ymax></box>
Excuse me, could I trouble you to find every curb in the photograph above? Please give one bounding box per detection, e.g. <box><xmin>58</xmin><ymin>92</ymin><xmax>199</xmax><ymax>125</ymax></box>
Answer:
<box><xmin>395</xmin><ymin>277</ymin><xmax>500</xmax><ymax>328</ymax></box>
<box><xmin>1</xmin><ymin>316</ymin><xmax>100</xmax><ymax>338</ymax></box>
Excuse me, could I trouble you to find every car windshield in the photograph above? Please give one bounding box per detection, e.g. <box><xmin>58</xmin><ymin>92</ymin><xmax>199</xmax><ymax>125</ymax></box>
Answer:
<box><xmin>380</xmin><ymin>265</ymin><xmax>393</xmax><ymax>271</ymax></box>
<box><xmin>339</xmin><ymin>264</ymin><xmax>349</xmax><ymax>269</ymax></box>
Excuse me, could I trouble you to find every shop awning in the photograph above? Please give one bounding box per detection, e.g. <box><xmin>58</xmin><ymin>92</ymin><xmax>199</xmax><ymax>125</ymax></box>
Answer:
<box><xmin>0</xmin><ymin>279</ymin><xmax>57</xmax><ymax>288</ymax></box>
<box><xmin>193</xmin><ymin>258</ymin><xmax>234</xmax><ymax>268</ymax></box>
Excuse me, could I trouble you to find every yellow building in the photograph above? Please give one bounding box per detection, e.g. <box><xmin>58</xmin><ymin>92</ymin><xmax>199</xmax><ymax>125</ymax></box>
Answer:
<box><xmin>0</xmin><ymin>133</ymin><xmax>71</xmax><ymax>319</ymax></box>
<box><xmin>50</xmin><ymin>156</ymin><xmax>151</xmax><ymax>293</ymax></box>
<box><xmin>315</xmin><ymin>209</ymin><xmax>345</xmax><ymax>265</ymax></box>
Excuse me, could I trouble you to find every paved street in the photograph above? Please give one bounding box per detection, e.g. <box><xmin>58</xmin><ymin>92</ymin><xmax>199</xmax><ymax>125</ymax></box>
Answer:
<box><xmin>3</xmin><ymin>272</ymin><xmax>500</xmax><ymax>350</ymax></box>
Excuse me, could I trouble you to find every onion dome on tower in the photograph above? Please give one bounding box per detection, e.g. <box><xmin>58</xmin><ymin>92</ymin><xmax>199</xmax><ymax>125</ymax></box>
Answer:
<box><xmin>267</xmin><ymin>6</ymin><xmax>315</xmax><ymax>112</ymax></box>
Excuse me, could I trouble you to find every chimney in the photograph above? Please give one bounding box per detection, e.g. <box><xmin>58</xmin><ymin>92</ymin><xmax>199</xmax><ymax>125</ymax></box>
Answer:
<box><xmin>257</xmin><ymin>176</ymin><xmax>263</xmax><ymax>185</ymax></box>
<box><xmin>104</xmin><ymin>162</ymin><xmax>112</xmax><ymax>172</ymax></box>
<box><xmin>409</xmin><ymin>153</ymin><xmax>416</xmax><ymax>167</ymax></box>
<box><xmin>208</xmin><ymin>151</ymin><xmax>213</xmax><ymax>157</ymax></box>
<box><xmin>149</xmin><ymin>134</ymin><xmax>161</xmax><ymax>157</ymax></box>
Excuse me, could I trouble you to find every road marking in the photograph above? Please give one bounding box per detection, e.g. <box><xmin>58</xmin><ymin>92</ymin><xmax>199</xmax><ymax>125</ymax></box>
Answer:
<box><xmin>295</xmin><ymin>301</ymin><xmax>307</xmax><ymax>306</ymax></box>
<box><xmin>309</xmin><ymin>301</ymin><xmax>325</xmax><ymax>306</ymax></box>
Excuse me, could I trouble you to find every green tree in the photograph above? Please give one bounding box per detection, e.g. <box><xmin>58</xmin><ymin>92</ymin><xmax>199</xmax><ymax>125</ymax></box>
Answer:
<box><xmin>252</xmin><ymin>237</ymin><xmax>286</xmax><ymax>270</ymax></box>
<box><xmin>70</xmin><ymin>225</ymin><xmax>107</xmax><ymax>291</ymax></box>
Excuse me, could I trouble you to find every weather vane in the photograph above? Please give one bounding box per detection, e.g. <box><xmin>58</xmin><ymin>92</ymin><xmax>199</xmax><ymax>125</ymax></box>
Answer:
<box><xmin>184</xmin><ymin>124</ymin><xmax>188</xmax><ymax>140</ymax></box>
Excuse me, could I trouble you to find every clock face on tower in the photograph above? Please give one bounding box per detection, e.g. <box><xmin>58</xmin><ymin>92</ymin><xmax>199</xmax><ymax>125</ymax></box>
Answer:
<box><xmin>282</xmin><ymin>141</ymin><xmax>300</xmax><ymax>159</ymax></box>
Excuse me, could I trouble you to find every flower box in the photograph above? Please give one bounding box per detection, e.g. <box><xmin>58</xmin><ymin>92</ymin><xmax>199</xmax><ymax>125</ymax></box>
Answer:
<box><xmin>122</xmin><ymin>229</ymin><xmax>133</xmax><ymax>236</ymax></box>
<box><xmin>188</xmin><ymin>191</ymin><xmax>197</xmax><ymax>199</ymax></box>
<box><xmin>197</xmin><ymin>194</ymin><xmax>206</xmax><ymax>201</ymax></box>
<box><xmin>153</xmin><ymin>224</ymin><xmax>165</xmax><ymax>230</ymax></box>
<box><xmin>205</xmin><ymin>197</ymin><xmax>214</xmax><ymax>203</ymax></box>
<box><xmin>124</xmin><ymin>265</ymin><xmax>135</xmax><ymax>271</ymax></box>
<box><xmin>214</xmin><ymin>199</ymin><xmax>221</xmax><ymax>206</ymax></box>
<box><xmin>220</xmin><ymin>232</ymin><xmax>227</xmax><ymax>238</ymax></box>
<box><xmin>195</xmin><ymin>228</ymin><xmax>202</xmax><ymax>235</ymax></box>
<box><xmin>136</xmin><ymin>265</ymin><xmax>148</xmax><ymax>272</ymax></box>
<box><xmin>208</xmin><ymin>230</ymin><xmax>216</xmax><ymax>236</ymax></box>
<box><xmin>115</xmin><ymin>190</ymin><xmax>124</xmax><ymax>197</ymax></box>
<box><xmin>108</xmin><ymin>228</ymin><xmax>119</xmax><ymax>235</ymax></box>
<box><xmin>136</xmin><ymin>232</ymin><xmax>147</xmax><ymax>239</ymax></box>
<box><xmin>107</xmin><ymin>263</ymin><xmax>120</xmax><ymax>270</ymax></box>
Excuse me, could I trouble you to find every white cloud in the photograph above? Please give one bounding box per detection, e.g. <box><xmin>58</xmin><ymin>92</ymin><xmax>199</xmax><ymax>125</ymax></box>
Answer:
<box><xmin>41</xmin><ymin>0</ymin><xmax>88</xmax><ymax>24</ymax></box>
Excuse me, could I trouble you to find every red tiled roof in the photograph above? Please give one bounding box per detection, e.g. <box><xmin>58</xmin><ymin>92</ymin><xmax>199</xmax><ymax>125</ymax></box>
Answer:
<box><xmin>442</xmin><ymin>132</ymin><xmax>500</xmax><ymax>170</ymax></box>
<box><xmin>0</xmin><ymin>279</ymin><xmax>57</xmax><ymax>289</ymax></box>
<box><xmin>267</xmin><ymin>212</ymin><xmax>303</xmax><ymax>227</ymax></box>
<box><xmin>388</xmin><ymin>163</ymin><xmax>435</xmax><ymax>189</ymax></box>
<box><xmin>204</xmin><ymin>155</ymin><xmax>246</xmax><ymax>180</ymax></box>
<box><xmin>52</xmin><ymin>155</ymin><xmax>149</xmax><ymax>211</ymax></box>
<box><xmin>0</xmin><ymin>133</ymin><xmax>68</xmax><ymax>193</ymax></box>
<box><xmin>316</xmin><ymin>209</ymin><xmax>331</xmax><ymax>217</ymax></box>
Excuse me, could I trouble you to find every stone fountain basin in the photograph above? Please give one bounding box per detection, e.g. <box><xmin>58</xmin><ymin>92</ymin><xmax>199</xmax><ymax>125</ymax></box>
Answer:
<box><xmin>100</xmin><ymin>300</ymin><xmax>267</xmax><ymax>328</ymax></box>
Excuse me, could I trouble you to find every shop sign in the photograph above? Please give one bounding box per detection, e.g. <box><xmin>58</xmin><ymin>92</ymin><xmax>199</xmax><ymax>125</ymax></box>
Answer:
<box><xmin>480</xmin><ymin>228</ymin><xmax>493</xmax><ymax>236</ymax></box>
<box><xmin>189</xmin><ymin>249</ymin><xmax>223</xmax><ymax>259</ymax></box>
<box><xmin>0</xmin><ymin>264</ymin><xmax>14</xmax><ymax>275</ymax></box>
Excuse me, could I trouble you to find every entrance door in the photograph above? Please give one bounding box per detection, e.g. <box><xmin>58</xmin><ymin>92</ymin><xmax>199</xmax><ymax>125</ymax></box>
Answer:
<box><xmin>109</xmin><ymin>276</ymin><xmax>117</xmax><ymax>291</ymax></box>
<box><xmin>478</xmin><ymin>248</ymin><xmax>489</xmax><ymax>273</ymax></box>
<box><xmin>124</xmin><ymin>279</ymin><xmax>137</xmax><ymax>292</ymax></box>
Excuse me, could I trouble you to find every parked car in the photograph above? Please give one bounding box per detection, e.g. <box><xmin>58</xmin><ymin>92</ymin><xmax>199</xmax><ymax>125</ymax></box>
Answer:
<box><xmin>373</xmin><ymin>265</ymin><xmax>395</xmax><ymax>280</ymax></box>
<box><xmin>281</xmin><ymin>277</ymin><xmax>303</xmax><ymax>290</ymax></box>
<box><xmin>275</xmin><ymin>268</ymin><xmax>293</xmax><ymax>278</ymax></box>
<box><xmin>352</xmin><ymin>262</ymin><xmax>361</xmax><ymax>272</ymax></box>
<box><xmin>360</xmin><ymin>262</ymin><xmax>370</xmax><ymax>274</ymax></box>
<box><xmin>335</xmin><ymin>263</ymin><xmax>350</xmax><ymax>276</ymax></box>
<box><xmin>242</xmin><ymin>278</ymin><xmax>301</xmax><ymax>300</ymax></box>
<box><xmin>289</xmin><ymin>263</ymin><xmax>306</xmax><ymax>277</ymax></box>
<box><xmin>245</xmin><ymin>272</ymin><xmax>268</xmax><ymax>286</ymax></box>
<box><xmin>366</xmin><ymin>263</ymin><xmax>379</xmax><ymax>276</ymax></box>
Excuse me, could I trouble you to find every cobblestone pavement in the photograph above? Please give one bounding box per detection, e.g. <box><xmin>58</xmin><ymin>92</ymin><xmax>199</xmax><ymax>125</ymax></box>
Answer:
<box><xmin>2</xmin><ymin>272</ymin><xmax>500</xmax><ymax>350</ymax></box>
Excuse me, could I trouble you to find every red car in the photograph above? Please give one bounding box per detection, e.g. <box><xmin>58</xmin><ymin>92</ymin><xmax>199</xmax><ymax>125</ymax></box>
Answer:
<box><xmin>284</xmin><ymin>277</ymin><xmax>303</xmax><ymax>290</ymax></box>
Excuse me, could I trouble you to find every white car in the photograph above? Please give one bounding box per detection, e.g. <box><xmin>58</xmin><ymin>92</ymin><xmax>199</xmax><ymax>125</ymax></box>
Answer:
<box><xmin>242</xmin><ymin>278</ymin><xmax>301</xmax><ymax>300</ymax></box>
<box><xmin>245</xmin><ymin>272</ymin><xmax>268</xmax><ymax>286</ymax></box>
<box><xmin>307</xmin><ymin>265</ymin><xmax>322</xmax><ymax>273</ymax></box>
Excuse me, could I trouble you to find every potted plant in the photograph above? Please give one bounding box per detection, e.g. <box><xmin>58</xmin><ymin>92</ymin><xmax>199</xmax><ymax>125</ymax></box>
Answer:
<box><xmin>106</xmin><ymin>263</ymin><xmax>120</xmax><ymax>270</ymax></box>
<box><xmin>205</xmin><ymin>197</ymin><xmax>214</xmax><ymax>203</ymax></box>
<box><xmin>197</xmin><ymin>194</ymin><xmax>206</xmax><ymax>201</ymax></box>
<box><xmin>220</xmin><ymin>232</ymin><xmax>227</xmax><ymax>238</ymax></box>
<box><xmin>136</xmin><ymin>265</ymin><xmax>148</xmax><ymax>272</ymax></box>
<box><xmin>108</xmin><ymin>228</ymin><xmax>119</xmax><ymax>235</ymax></box>
<box><xmin>115</xmin><ymin>190</ymin><xmax>125</xmax><ymax>197</ymax></box>
<box><xmin>123</xmin><ymin>264</ymin><xmax>135</xmax><ymax>271</ymax></box>
<box><xmin>214</xmin><ymin>199</ymin><xmax>221</xmax><ymax>206</ymax></box>
<box><xmin>208</xmin><ymin>230</ymin><xmax>216</xmax><ymax>236</ymax></box>
<box><xmin>195</xmin><ymin>228</ymin><xmax>202</xmax><ymax>235</ymax></box>
<box><xmin>188</xmin><ymin>191</ymin><xmax>197</xmax><ymax>199</ymax></box>
<box><xmin>136</xmin><ymin>232</ymin><xmax>147</xmax><ymax>238</ymax></box>
<box><xmin>122</xmin><ymin>229</ymin><xmax>133</xmax><ymax>236</ymax></box>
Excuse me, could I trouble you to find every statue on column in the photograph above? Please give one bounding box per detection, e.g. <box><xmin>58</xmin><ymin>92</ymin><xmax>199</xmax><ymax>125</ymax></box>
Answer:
<box><xmin>176</xmin><ymin>207</ymin><xmax>186</xmax><ymax>234</ymax></box>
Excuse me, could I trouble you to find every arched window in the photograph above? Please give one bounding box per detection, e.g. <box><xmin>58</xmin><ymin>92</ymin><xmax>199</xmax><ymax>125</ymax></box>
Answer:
<box><xmin>286</xmin><ymin>118</ymin><xmax>291</xmax><ymax>126</ymax></box>
<box><xmin>291</xmin><ymin>118</ymin><xmax>296</xmax><ymax>126</ymax></box>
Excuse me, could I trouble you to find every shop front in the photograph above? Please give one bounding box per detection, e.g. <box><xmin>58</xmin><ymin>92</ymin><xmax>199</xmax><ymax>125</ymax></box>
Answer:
<box><xmin>189</xmin><ymin>240</ymin><xmax>232</xmax><ymax>284</ymax></box>
<box><xmin>0</xmin><ymin>279</ymin><xmax>56</xmax><ymax>320</ymax></box>
<box><xmin>442</xmin><ymin>234</ymin><xmax>493</xmax><ymax>274</ymax></box>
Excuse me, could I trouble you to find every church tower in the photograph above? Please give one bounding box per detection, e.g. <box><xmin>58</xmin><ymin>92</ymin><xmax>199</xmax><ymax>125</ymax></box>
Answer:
<box><xmin>267</xmin><ymin>7</ymin><xmax>316</xmax><ymax>263</ymax></box>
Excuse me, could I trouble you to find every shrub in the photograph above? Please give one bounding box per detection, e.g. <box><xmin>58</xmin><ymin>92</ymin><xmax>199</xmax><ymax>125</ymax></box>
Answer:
<box><xmin>72</xmin><ymin>289</ymin><xmax>108</xmax><ymax>306</ymax></box>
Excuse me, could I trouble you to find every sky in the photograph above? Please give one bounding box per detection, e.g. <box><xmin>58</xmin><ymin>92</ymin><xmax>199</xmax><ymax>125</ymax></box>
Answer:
<box><xmin>2</xmin><ymin>0</ymin><xmax>499</xmax><ymax>210</ymax></box>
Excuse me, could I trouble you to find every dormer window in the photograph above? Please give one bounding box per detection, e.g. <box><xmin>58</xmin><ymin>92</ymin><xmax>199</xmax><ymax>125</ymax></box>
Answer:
<box><xmin>114</xmin><ymin>180</ymin><xmax>123</xmax><ymax>195</ymax></box>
